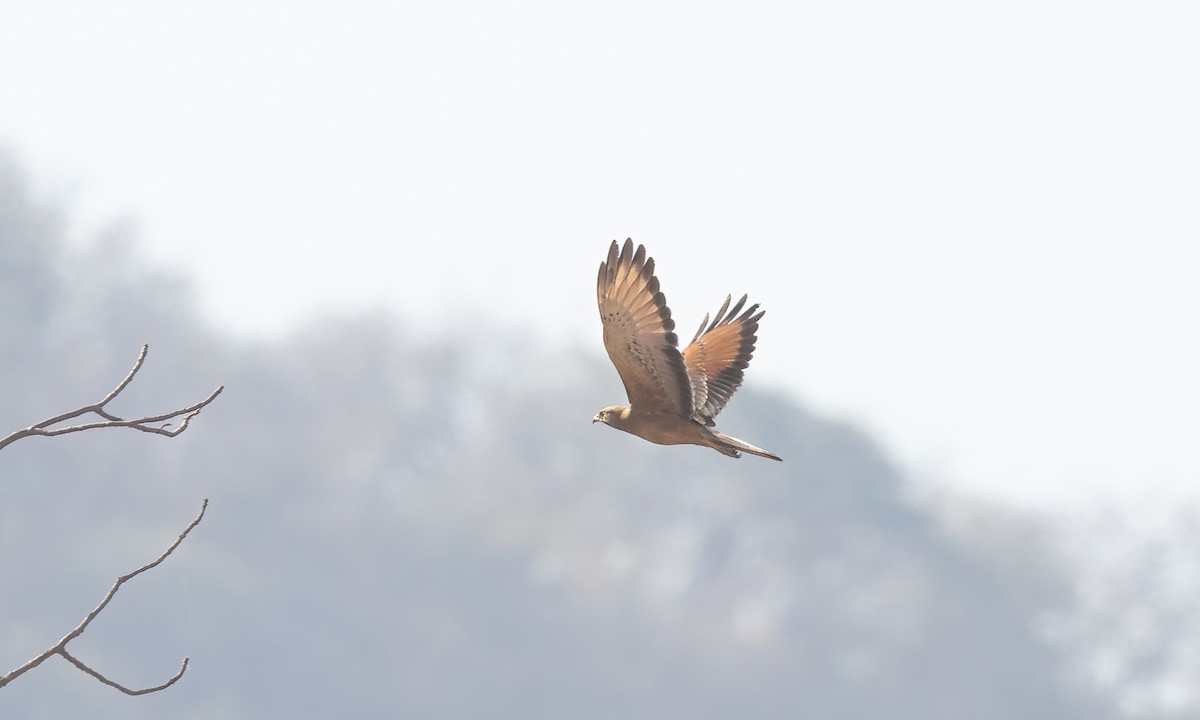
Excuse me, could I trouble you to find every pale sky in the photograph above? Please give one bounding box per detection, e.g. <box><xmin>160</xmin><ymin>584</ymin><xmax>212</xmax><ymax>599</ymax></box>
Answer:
<box><xmin>2</xmin><ymin>1</ymin><xmax>1197</xmax><ymax>511</ymax></box>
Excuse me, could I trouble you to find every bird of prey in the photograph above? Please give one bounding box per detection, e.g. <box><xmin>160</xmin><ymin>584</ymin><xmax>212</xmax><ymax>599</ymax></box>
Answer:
<box><xmin>593</xmin><ymin>238</ymin><xmax>781</xmax><ymax>461</ymax></box>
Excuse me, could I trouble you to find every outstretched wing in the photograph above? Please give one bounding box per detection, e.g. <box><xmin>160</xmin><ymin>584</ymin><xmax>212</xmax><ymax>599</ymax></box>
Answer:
<box><xmin>597</xmin><ymin>239</ymin><xmax>693</xmax><ymax>416</ymax></box>
<box><xmin>682</xmin><ymin>294</ymin><xmax>764</xmax><ymax>425</ymax></box>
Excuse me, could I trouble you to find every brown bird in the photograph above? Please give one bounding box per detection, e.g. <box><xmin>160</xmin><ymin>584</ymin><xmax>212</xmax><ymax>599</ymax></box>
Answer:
<box><xmin>593</xmin><ymin>238</ymin><xmax>782</xmax><ymax>461</ymax></box>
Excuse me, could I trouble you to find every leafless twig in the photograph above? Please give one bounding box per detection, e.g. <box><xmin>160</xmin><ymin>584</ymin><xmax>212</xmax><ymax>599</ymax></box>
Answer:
<box><xmin>0</xmin><ymin>344</ymin><xmax>224</xmax><ymax>452</ymax></box>
<box><xmin>0</xmin><ymin>499</ymin><xmax>208</xmax><ymax>693</ymax></box>
<box><xmin>0</xmin><ymin>344</ymin><xmax>221</xmax><ymax>695</ymax></box>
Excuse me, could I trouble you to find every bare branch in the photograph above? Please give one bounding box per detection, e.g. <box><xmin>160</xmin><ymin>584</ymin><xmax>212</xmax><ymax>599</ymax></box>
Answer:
<box><xmin>59</xmin><ymin>648</ymin><xmax>189</xmax><ymax>696</ymax></box>
<box><xmin>0</xmin><ymin>344</ymin><xmax>219</xmax><ymax>695</ymax></box>
<box><xmin>0</xmin><ymin>344</ymin><xmax>224</xmax><ymax>452</ymax></box>
<box><xmin>96</xmin><ymin>343</ymin><xmax>151</xmax><ymax>408</ymax></box>
<box><xmin>0</xmin><ymin>500</ymin><xmax>208</xmax><ymax>693</ymax></box>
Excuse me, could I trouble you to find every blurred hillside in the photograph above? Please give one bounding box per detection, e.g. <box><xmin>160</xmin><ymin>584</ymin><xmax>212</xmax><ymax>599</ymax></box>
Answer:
<box><xmin>0</xmin><ymin>153</ymin><xmax>1179</xmax><ymax>717</ymax></box>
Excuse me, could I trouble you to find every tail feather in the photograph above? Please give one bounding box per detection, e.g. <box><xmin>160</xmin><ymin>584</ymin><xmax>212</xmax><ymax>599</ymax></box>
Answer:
<box><xmin>708</xmin><ymin>430</ymin><xmax>782</xmax><ymax>462</ymax></box>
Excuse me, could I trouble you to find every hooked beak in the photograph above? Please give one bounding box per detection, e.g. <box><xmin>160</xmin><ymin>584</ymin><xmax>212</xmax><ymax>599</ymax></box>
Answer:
<box><xmin>592</xmin><ymin>414</ymin><xmax>602</xmax><ymax>424</ymax></box>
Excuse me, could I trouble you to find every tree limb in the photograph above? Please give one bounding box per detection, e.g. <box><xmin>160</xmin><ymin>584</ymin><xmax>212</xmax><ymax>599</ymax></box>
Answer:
<box><xmin>0</xmin><ymin>344</ymin><xmax>221</xmax><ymax>695</ymax></box>
<box><xmin>0</xmin><ymin>499</ymin><xmax>207</xmax><ymax>693</ymax></box>
<box><xmin>0</xmin><ymin>344</ymin><xmax>224</xmax><ymax>452</ymax></box>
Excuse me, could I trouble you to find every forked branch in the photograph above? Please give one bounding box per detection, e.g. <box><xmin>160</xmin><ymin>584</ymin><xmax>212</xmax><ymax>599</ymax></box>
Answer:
<box><xmin>0</xmin><ymin>344</ymin><xmax>221</xmax><ymax>695</ymax></box>
<box><xmin>0</xmin><ymin>344</ymin><xmax>224</xmax><ymax>452</ymax></box>
<box><xmin>0</xmin><ymin>499</ymin><xmax>208</xmax><ymax>693</ymax></box>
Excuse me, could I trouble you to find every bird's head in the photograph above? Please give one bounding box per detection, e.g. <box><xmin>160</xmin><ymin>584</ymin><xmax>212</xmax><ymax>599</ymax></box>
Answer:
<box><xmin>592</xmin><ymin>406</ymin><xmax>627</xmax><ymax>426</ymax></box>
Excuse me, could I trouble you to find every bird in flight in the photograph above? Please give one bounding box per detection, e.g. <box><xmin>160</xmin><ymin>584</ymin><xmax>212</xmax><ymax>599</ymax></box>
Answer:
<box><xmin>593</xmin><ymin>238</ymin><xmax>781</xmax><ymax>461</ymax></box>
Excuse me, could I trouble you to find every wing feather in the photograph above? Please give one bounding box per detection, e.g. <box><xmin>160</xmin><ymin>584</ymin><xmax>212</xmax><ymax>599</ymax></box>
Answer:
<box><xmin>681</xmin><ymin>293</ymin><xmax>765</xmax><ymax>424</ymax></box>
<box><xmin>597</xmin><ymin>239</ymin><xmax>693</xmax><ymax>416</ymax></box>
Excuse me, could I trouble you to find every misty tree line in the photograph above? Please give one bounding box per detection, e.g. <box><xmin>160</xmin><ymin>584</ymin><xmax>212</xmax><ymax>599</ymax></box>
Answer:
<box><xmin>2</xmin><ymin>152</ymin><xmax>1192</xmax><ymax>718</ymax></box>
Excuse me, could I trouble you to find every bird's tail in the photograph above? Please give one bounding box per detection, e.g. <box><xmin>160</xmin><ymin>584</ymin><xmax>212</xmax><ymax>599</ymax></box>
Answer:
<box><xmin>708</xmin><ymin>430</ymin><xmax>782</xmax><ymax>462</ymax></box>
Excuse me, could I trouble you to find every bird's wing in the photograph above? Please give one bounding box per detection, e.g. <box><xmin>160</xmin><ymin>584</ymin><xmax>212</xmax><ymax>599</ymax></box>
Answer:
<box><xmin>681</xmin><ymin>293</ymin><xmax>764</xmax><ymax>425</ymax></box>
<box><xmin>597</xmin><ymin>239</ymin><xmax>693</xmax><ymax>416</ymax></box>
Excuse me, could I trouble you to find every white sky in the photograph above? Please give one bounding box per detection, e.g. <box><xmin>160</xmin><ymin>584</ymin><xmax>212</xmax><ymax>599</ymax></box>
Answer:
<box><xmin>2</xmin><ymin>1</ymin><xmax>1197</xmax><ymax>511</ymax></box>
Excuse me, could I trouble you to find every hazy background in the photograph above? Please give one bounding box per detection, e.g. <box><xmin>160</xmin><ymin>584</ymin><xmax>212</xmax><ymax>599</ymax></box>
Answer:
<box><xmin>2</xmin><ymin>1</ymin><xmax>1198</xmax><ymax>717</ymax></box>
